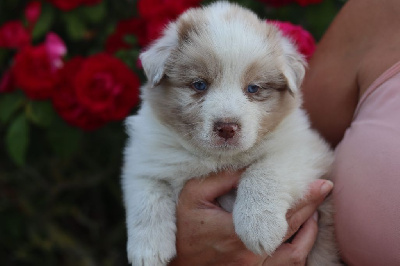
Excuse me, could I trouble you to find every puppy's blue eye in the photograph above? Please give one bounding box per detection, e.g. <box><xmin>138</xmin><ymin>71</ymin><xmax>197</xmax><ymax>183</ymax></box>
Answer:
<box><xmin>247</xmin><ymin>84</ymin><xmax>260</xmax><ymax>93</ymax></box>
<box><xmin>192</xmin><ymin>80</ymin><xmax>208</xmax><ymax>91</ymax></box>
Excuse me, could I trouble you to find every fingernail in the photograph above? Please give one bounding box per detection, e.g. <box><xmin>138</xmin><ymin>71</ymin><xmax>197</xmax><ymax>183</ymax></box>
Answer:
<box><xmin>312</xmin><ymin>211</ymin><xmax>319</xmax><ymax>222</ymax></box>
<box><xmin>320</xmin><ymin>180</ymin><xmax>333</xmax><ymax>196</ymax></box>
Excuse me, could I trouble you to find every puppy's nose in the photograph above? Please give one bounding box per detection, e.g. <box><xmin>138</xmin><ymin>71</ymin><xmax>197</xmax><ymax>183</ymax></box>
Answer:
<box><xmin>214</xmin><ymin>122</ymin><xmax>239</xmax><ymax>140</ymax></box>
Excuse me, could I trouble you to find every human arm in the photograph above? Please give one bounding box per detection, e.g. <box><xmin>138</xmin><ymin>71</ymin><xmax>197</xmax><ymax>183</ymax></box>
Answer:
<box><xmin>302</xmin><ymin>0</ymin><xmax>400</xmax><ymax>147</ymax></box>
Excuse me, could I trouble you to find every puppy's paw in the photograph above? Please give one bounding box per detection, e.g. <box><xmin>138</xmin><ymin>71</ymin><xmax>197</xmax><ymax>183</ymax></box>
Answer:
<box><xmin>233</xmin><ymin>208</ymin><xmax>288</xmax><ymax>255</ymax></box>
<box><xmin>126</xmin><ymin>234</ymin><xmax>176</xmax><ymax>266</ymax></box>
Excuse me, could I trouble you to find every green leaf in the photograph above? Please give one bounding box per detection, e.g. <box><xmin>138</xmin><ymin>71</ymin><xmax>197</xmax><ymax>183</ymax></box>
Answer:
<box><xmin>6</xmin><ymin>113</ymin><xmax>30</xmax><ymax>166</ymax></box>
<box><xmin>26</xmin><ymin>101</ymin><xmax>55</xmax><ymax>128</ymax></box>
<box><xmin>0</xmin><ymin>92</ymin><xmax>25</xmax><ymax>124</ymax></box>
<box><xmin>114</xmin><ymin>49</ymin><xmax>140</xmax><ymax>70</ymax></box>
<box><xmin>305</xmin><ymin>0</ymin><xmax>338</xmax><ymax>40</ymax></box>
<box><xmin>114</xmin><ymin>50</ymin><xmax>128</xmax><ymax>60</ymax></box>
<box><xmin>123</xmin><ymin>34</ymin><xmax>137</xmax><ymax>46</ymax></box>
<box><xmin>47</xmin><ymin>119</ymin><xmax>82</xmax><ymax>158</ymax></box>
<box><xmin>80</xmin><ymin>1</ymin><xmax>106</xmax><ymax>24</ymax></box>
<box><xmin>32</xmin><ymin>3</ymin><xmax>55</xmax><ymax>40</ymax></box>
<box><xmin>63</xmin><ymin>12</ymin><xmax>87</xmax><ymax>41</ymax></box>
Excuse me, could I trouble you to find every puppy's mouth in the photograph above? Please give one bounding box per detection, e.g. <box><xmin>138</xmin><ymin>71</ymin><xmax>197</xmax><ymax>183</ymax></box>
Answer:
<box><xmin>212</xmin><ymin>135</ymin><xmax>241</xmax><ymax>148</ymax></box>
<box><xmin>210</xmin><ymin>121</ymin><xmax>242</xmax><ymax>149</ymax></box>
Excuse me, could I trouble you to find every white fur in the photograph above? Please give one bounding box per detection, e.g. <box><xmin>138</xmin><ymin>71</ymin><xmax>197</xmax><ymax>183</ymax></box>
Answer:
<box><xmin>122</xmin><ymin>2</ymin><xmax>341</xmax><ymax>265</ymax></box>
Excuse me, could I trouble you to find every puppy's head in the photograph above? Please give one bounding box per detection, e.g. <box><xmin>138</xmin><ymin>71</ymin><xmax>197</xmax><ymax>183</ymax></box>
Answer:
<box><xmin>140</xmin><ymin>2</ymin><xmax>306</xmax><ymax>155</ymax></box>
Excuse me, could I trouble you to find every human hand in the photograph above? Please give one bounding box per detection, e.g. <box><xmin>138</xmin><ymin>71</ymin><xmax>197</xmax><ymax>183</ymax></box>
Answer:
<box><xmin>169</xmin><ymin>171</ymin><xmax>333</xmax><ymax>266</ymax></box>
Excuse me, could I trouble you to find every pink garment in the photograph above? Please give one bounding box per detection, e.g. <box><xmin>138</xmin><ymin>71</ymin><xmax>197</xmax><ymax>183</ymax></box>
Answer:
<box><xmin>332</xmin><ymin>61</ymin><xmax>400</xmax><ymax>265</ymax></box>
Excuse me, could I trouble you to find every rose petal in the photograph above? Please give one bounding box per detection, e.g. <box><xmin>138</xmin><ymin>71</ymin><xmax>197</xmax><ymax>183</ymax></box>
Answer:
<box><xmin>25</xmin><ymin>1</ymin><xmax>42</xmax><ymax>27</ymax></box>
<box><xmin>0</xmin><ymin>69</ymin><xmax>16</xmax><ymax>93</ymax></box>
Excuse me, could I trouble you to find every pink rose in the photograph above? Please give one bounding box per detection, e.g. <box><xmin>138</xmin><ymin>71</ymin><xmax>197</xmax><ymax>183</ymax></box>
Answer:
<box><xmin>45</xmin><ymin>32</ymin><xmax>67</xmax><ymax>72</ymax></box>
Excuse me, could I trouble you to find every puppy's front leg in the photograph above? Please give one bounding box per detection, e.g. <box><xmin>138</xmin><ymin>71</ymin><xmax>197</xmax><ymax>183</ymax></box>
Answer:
<box><xmin>233</xmin><ymin>168</ymin><xmax>291</xmax><ymax>255</ymax></box>
<box><xmin>123</xmin><ymin>177</ymin><xmax>177</xmax><ymax>266</ymax></box>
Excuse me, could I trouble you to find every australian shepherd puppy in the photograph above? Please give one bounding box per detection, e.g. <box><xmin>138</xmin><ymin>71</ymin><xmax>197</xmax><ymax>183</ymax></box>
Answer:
<box><xmin>121</xmin><ymin>2</ymin><xmax>340</xmax><ymax>265</ymax></box>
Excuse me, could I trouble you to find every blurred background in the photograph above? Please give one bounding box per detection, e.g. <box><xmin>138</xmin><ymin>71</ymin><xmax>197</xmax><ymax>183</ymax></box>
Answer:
<box><xmin>0</xmin><ymin>0</ymin><xmax>344</xmax><ymax>265</ymax></box>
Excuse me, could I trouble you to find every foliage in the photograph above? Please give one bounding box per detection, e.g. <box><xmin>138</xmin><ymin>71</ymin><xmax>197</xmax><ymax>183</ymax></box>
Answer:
<box><xmin>0</xmin><ymin>0</ymin><xmax>344</xmax><ymax>265</ymax></box>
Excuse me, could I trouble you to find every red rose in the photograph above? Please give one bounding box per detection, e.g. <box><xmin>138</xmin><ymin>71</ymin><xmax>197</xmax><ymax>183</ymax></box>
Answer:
<box><xmin>270</xmin><ymin>20</ymin><xmax>316</xmax><ymax>60</ymax></box>
<box><xmin>47</xmin><ymin>0</ymin><xmax>101</xmax><ymax>11</ymax></box>
<box><xmin>53</xmin><ymin>57</ymin><xmax>109</xmax><ymax>130</ymax></box>
<box><xmin>74</xmin><ymin>54</ymin><xmax>140</xmax><ymax>121</ymax></box>
<box><xmin>105</xmin><ymin>18</ymin><xmax>147</xmax><ymax>53</ymax></box>
<box><xmin>0</xmin><ymin>21</ymin><xmax>31</xmax><ymax>49</ymax></box>
<box><xmin>53</xmin><ymin>54</ymin><xmax>140</xmax><ymax>130</ymax></box>
<box><xmin>137</xmin><ymin>0</ymin><xmax>201</xmax><ymax>47</ymax></box>
<box><xmin>137</xmin><ymin>0</ymin><xmax>199</xmax><ymax>19</ymax></box>
<box><xmin>12</xmin><ymin>33</ymin><xmax>66</xmax><ymax>99</ymax></box>
<box><xmin>13</xmin><ymin>45</ymin><xmax>57</xmax><ymax>99</ymax></box>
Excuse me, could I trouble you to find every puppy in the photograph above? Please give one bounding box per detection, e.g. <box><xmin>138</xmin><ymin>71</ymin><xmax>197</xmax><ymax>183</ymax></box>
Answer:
<box><xmin>121</xmin><ymin>2</ymin><xmax>341</xmax><ymax>265</ymax></box>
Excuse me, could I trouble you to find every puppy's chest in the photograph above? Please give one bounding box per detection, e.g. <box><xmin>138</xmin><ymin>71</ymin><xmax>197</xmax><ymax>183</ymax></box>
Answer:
<box><xmin>161</xmin><ymin>150</ymin><xmax>257</xmax><ymax>180</ymax></box>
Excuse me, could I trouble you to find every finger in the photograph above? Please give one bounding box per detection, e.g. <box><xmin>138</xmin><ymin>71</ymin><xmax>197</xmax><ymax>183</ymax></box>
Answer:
<box><xmin>181</xmin><ymin>170</ymin><xmax>243</xmax><ymax>202</ymax></box>
<box><xmin>285</xmin><ymin>180</ymin><xmax>332</xmax><ymax>240</ymax></box>
<box><xmin>287</xmin><ymin>179</ymin><xmax>333</xmax><ymax>218</ymax></box>
<box><xmin>291</xmin><ymin>212</ymin><xmax>319</xmax><ymax>249</ymax></box>
<box><xmin>271</xmin><ymin>213</ymin><xmax>319</xmax><ymax>265</ymax></box>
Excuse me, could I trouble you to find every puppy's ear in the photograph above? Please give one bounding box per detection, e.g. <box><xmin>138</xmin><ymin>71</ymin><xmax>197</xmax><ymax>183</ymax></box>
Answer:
<box><xmin>280</xmin><ymin>37</ymin><xmax>306</xmax><ymax>95</ymax></box>
<box><xmin>139</xmin><ymin>24</ymin><xmax>179</xmax><ymax>87</ymax></box>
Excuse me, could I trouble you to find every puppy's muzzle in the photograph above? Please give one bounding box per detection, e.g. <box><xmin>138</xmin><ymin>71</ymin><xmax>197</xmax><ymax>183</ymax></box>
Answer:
<box><xmin>213</xmin><ymin>122</ymin><xmax>240</xmax><ymax>140</ymax></box>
